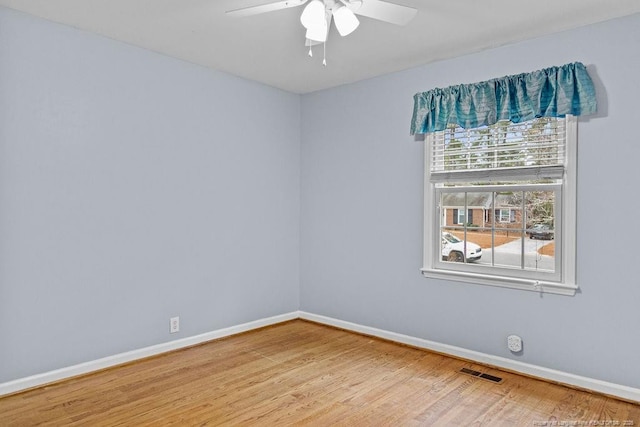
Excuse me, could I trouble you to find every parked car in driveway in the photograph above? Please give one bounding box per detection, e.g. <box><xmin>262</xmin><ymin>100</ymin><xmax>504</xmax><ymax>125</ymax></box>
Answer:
<box><xmin>527</xmin><ymin>224</ymin><xmax>554</xmax><ymax>240</ymax></box>
<box><xmin>442</xmin><ymin>232</ymin><xmax>482</xmax><ymax>262</ymax></box>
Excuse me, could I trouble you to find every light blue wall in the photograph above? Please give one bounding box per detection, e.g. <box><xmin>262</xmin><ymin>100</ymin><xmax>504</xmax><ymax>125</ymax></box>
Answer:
<box><xmin>300</xmin><ymin>14</ymin><xmax>640</xmax><ymax>388</ymax></box>
<box><xmin>0</xmin><ymin>7</ymin><xmax>300</xmax><ymax>383</ymax></box>
<box><xmin>2</xmin><ymin>4</ymin><xmax>639</xmax><ymax>392</ymax></box>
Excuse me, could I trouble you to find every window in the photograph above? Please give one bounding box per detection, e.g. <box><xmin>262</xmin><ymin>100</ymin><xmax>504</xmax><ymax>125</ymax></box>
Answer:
<box><xmin>495</xmin><ymin>209</ymin><xmax>515</xmax><ymax>223</ymax></box>
<box><xmin>422</xmin><ymin>116</ymin><xmax>577</xmax><ymax>295</ymax></box>
<box><xmin>453</xmin><ymin>209</ymin><xmax>472</xmax><ymax>225</ymax></box>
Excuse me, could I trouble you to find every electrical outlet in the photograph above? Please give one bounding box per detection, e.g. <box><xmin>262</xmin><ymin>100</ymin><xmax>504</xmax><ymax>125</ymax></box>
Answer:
<box><xmin>507</xmin><ymin>334</ymin><xmax>522</xmax><ymax>352</ymax></box>
<box><xmin>170</xmin><ymin>316</ymin><xmax>180</xmax><ymax>334</ymax></box>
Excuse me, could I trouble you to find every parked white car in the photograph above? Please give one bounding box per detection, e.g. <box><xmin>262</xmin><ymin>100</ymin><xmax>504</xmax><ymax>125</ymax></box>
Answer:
<box><xmin>442</xmin><ymin>232</ymin><xmax>482</xmax><ymax>262</ymax></box>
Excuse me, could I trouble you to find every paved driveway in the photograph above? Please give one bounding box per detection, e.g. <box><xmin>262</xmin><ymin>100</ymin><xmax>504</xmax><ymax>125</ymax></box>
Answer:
<box><xmin>494</xmin><ymin>237</ymin><xmax>553</xmax><ymax>254</ymax></box>
<box><xmin>476</xmin><ymin>237</ymin><xmax>555</xmax><ymax>271</ymax></box>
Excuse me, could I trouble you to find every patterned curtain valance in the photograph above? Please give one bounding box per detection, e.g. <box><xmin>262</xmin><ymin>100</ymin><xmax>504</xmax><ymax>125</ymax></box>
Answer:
<box><xmin>410</xmin><ymin>62</ymin><xmax>597</xmax><ymax>135</ymax></box>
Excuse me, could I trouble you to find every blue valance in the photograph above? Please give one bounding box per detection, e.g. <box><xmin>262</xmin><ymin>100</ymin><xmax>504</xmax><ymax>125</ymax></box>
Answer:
<box><xmin>410</xmin><ymin>62</ymin><xmax>597</xmax><ymax>135</ymax></box>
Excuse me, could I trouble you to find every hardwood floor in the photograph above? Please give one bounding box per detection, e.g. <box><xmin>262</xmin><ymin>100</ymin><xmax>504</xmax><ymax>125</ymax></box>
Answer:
<box><xmin>1</xmin><ymin>320</ymin><xmax>638</xmax><ymax>426</ymax></box>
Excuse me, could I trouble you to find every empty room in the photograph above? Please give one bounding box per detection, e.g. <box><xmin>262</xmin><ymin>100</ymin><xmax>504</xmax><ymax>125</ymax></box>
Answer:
<box><xmin>1</xmin><ymin>0</ymin><xmax>639</xmax><ymax>425</ymax></box>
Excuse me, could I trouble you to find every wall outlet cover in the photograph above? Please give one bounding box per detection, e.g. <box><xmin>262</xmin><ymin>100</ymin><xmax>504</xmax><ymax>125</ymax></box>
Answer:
<box><xmin>507</xmin><ymin>334</ymin><xmax>522</xmax><ymax>352</ymax></box>
<box><xmin>170</xmin><ymin>316</ymin><xmax>180</xmax><ymax>334</ymax></box>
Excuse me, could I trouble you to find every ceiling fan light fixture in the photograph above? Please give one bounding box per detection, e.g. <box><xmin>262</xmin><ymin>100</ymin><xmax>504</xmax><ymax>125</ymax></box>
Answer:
<box><xmin>333</xmin><ymin>5</ymin><xmax>359</xmax><ymax>36</ymax></box>
<box><xmin>300</xmin><ymin>0</ymin><xmax>325</xmax><ymax>29</ymax></box>
<box><xmin>305</xmin><ymin>22</ymin><xmax>328</xmax><ymax>42</ymax></box>
<box><xmin>227</xmin><ymin>0</ymin><xmax>418</xmax><ymax>64</ymax></box>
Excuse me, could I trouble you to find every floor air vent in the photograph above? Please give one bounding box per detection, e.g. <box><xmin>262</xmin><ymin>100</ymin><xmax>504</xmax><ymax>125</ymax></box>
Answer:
<box><xmin>459</xmin><ymin>367</ymin><xmax>503</xmax><ymax>383</ymax></box>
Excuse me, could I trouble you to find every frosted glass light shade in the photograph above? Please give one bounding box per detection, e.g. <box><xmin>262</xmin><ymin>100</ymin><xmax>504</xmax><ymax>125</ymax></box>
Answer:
<box><xmin>333</xmin><ymin>5</ymin><xmax>359</xmax><ymax>36</ymax></box>
<box><xmin>300</xmin><ymin>0</ymin><xmax>325</xmax><ymax>29</ymax></box>
<box><xmin>305</xmin><ymin>21</ymin><xmax>328</xmax><ymax>42</ymax></box>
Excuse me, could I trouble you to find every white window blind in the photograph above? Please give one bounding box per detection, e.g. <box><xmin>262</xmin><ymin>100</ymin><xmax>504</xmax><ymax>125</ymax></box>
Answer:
<box><xmin>430</xmin><ymin>118</ymin><xmax>566</xmax><ymax>183</ymax></box>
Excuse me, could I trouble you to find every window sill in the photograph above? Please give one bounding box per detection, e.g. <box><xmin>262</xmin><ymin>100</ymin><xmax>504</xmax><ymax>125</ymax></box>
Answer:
<box><xmin>420</xmin><ymin>268</ymin><xmax>578</xmax><ymax>296</ymax></box>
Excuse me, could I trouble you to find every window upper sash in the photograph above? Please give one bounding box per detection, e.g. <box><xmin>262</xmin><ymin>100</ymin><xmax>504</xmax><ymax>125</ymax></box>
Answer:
<box><xmin>427</xmin><ymin>116</ymin><xmax>567</xmax><ymax>183</ymax></box>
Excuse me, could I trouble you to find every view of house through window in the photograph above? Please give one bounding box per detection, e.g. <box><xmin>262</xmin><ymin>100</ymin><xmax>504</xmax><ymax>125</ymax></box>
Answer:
<box><xmin>425</xmin><ymin>116</ymin><xmax>574</xmax><ymax>288</ymax></box>
<box><xmin>440</xmin><ymin>188</ymin><xmax>557</xmax><ymax>273</ymax></box>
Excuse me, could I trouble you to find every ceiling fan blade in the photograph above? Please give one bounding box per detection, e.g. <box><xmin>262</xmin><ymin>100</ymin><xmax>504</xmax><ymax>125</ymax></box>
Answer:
<box><xmin>349</xmin><ymin>0</ymin><xmax>417</xmax><ymax>26</ymax></box>
<box><xmin>226</xmin><ymin>0</ymin><xmax>309</xmax><ymax>18</ymax></box>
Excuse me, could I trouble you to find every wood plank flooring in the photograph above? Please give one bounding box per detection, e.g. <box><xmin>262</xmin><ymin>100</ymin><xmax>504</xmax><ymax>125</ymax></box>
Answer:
<box><xmin>1</xmin><ymin>320</ymin><xmax>638</xmax><ymax>426</ymax></box>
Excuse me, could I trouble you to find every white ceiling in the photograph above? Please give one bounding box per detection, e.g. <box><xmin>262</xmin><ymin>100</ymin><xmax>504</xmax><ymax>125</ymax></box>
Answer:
<box><xmin>2</xmin><ymin>0</ymin><xmax>639</xmax><ymax>93</ymax></box>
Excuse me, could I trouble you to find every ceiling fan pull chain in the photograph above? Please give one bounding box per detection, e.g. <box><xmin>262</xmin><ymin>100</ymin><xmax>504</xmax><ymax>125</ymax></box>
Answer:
<box><xmin>322</xmin><ymin>41</ymin><xmax>327</xmax><ymax>66</ymax></box>
<box><xmin>308</xmin><ymin>45</ymin><xmax>313</xmax><ymax>57</ymax></box>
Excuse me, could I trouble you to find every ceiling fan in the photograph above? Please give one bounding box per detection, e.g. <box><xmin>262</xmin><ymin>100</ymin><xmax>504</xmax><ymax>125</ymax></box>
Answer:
<box><xmin>226</xmin><ymin>0</ymin><xmax>418</xmax><ymax>64</ymax></box>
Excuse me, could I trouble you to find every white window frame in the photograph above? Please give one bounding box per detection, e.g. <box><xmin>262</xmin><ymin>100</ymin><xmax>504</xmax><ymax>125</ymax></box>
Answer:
<box><xmin>421</xmin><ymin>116</ymin><xmax>578</xmax><ymax>296</ymax></box>
<box><xmin>496</xmin><ymin>208</ymin><xmax>514</xmax><ymax>223</ymax></box>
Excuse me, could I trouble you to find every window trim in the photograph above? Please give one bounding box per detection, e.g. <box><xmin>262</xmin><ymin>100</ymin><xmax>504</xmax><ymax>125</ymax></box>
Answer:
<box><xmin>421</xmin><ymin>116</ymin><xmax>578</xmax><ymax>296</ymax></box>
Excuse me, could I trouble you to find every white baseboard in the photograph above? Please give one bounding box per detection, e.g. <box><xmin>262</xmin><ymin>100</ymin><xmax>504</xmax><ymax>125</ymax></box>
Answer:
<box><xmin>0</xmin><ymin>311</ymin><xmax>299</xmax><ymax>397</ymax></box>
<box><xmin>3</xmin><ymin>310</ymin><xmax>638</xmax><ymax>403</ymax></box>
<box><xmin>299</xmin><ymin>311</ymin><xmax>640</xmax><ymax>403</ymax></box>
